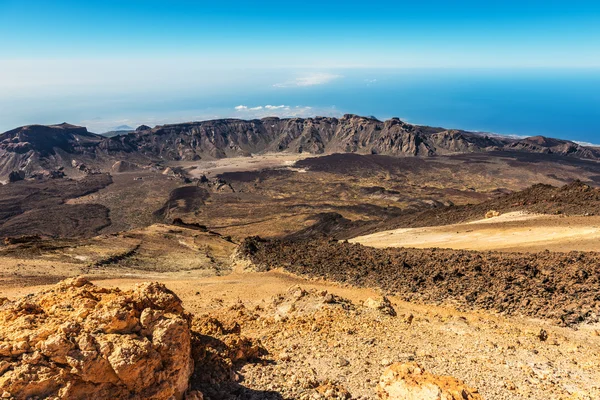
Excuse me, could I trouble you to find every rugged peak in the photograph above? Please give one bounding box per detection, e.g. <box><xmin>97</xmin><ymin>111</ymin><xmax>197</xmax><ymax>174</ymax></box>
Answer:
<box><xmin>340</xmin><ymin>114</ymin><xmax>379</xmax><ymax>122</ymax></box>
<box><xmin>522</xmin><ymin>135</ymin><xmax>569</xmax><ymax>147</ymax></box>
<box><xmin>1</xmin><ymin>123</ymin><xmax>89</xmax><ymax>137</ymax></box>
<box><xmin>559</xmin><ymin>179</ymin><xmax>594</xmax><ymax>193</ymax></box>
<box><xmin>0</xmin><ymin>123</ymin><xmax>101</xmax><ymax>156</ymax></box>
<box><xmin>136</xmin><ymin>125</ymin><xmax>152</xmax><ymax>131</ymax></box>
<box><xmin>1</xmin><ymin>116</ymin><xmax>600</xmax><ymax>182</ymax></box>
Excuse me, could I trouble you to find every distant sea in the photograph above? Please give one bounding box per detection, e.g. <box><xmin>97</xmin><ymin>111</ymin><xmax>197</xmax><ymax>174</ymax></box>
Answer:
<box><xmin>261</xmin><ymin>68</ymin><xmax>600</xmax><ymax>146</ymax></box>
<box><xmin>1</xmin><ymin>68</ymin><xmax>599</xmax><ymax>145</ymax></box>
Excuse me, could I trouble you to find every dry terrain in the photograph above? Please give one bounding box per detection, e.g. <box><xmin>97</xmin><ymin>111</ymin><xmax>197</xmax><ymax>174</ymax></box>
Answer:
<box><xmin>1</xmin><ymin>266</ymin><xmax>599</xmax><ymax>399</ymax></box>
<box><xmin>351</xmin><ymin>212</ymin><xmax>600</xmax><ymax>252</ymax></box>
<box><xmin>3</xmin><ymin>148</ymin><xmax>600</xmax><ymax>399</ymax></box>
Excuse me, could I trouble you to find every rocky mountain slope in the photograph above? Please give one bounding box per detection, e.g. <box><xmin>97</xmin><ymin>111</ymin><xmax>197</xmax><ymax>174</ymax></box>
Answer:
<box><xmin>2</xmin><ymin>115</ymin><xmax>599</xmax><ymax>180</ymax></box>
<box><xmin>91</xmin><ymin>115</ymin><xmax>600</xmax><ymax>161</ymax></box>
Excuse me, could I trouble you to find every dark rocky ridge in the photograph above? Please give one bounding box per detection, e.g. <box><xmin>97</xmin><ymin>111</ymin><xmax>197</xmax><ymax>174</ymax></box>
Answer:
<box><xmin>0</xmin><ymin>124</ymin><xmax>109</xmax><ymax>181</ymax></box>
<box><xmin>241</xmin><ymin>237</ymin><xmax>600</xmax><ymax>326</ymax></box>
<box><xmin>103</xmin><ymin>115</ymin><xmax>600</xmax><ymax>161</ymax></box>
<box><xmin>2</xmin><ymin>115</ymin><xmax>600</xmax><ymax>180</ymax></box>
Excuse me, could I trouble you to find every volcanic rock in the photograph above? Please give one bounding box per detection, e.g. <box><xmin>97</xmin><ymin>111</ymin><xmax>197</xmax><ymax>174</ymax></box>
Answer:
<box><xmin>363</xmin><ymin>297</ymin><xmax>397</xmax><ymax>316</ymax></box>
<box><xmin>0</xmin><ymin>277</ymin><xmax>193</xmax><ymax>400</ymax></box>
<box><xmin>7</xmin><ymin>171</ymin><xmax>24</xmax><ymax>183</ymax></box>
<box><xmin>242</xmin><ymin>236</ymin><xmax>600</xmax><ymax>325</ymax></box>
<box><xmin>377</xmin><ymin>362</ymin><xmax>482</xmax><ymax>400</ymax></box>
<box><xmin>484</xmin><ymin>210</ymin><xmax>500</xmax><ymax>219</ymax></box>
<box><xmin>111</xmin><ymin>160</ymin><xmax>140</xmax><ymax>173</ymax></box>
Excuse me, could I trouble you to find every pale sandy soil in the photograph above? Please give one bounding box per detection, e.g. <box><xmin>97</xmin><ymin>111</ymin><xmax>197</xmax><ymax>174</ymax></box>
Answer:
<box><xmin>1</xmin><ymin>268</ymin><xmax>599</xmax><ymax>399</ymax></box>
<box><xmin>178</xmin><ymin>152</ymin><xmax>316</xmax><ymax>178</ymax></box>
<box><xmin>350</xmin><ymin>213</ymin><xmax>600</xmax><ymax>252</ymax></box>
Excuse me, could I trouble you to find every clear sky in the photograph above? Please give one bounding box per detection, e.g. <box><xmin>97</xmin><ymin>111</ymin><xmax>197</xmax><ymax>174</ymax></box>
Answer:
<box><xmin>0</xmin><ymin>1</ymin><xmax>599</xmax><ymax>136</ymax></box>
<box><xmin>2</xmin><ymin>0</ymin><xmax>599</xmax><ymax>67</ymax></box>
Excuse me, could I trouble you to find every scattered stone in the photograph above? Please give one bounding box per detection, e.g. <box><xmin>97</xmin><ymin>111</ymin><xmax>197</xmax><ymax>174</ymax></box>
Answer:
<box><xmin>111</xmin><ymin>160</ymin><xmax>140</xmax><ymax>173</ymax></box>
<box><xmin>381</xmin><ymin>358</ymin><xmax>393</xmax><ymax>367</ymax></box>
<box><xmin>485</xmin><ymin>210</ymin><xmax>501</xmax><ymax>219</ymax></box>
<box><xmin>315</xmin><ymin>381</ymin><xmax>351</xmax><ymax>399</ymax></box>
<box><xmin>337</xmin><ymin>357</ymin><xmax>350</xmax><ymax>367</ymax></box>
<box><xmin>377</xmin><ymin>362</ymin><xmax>482</xmax><ymax>400</ymax></box>
<box><xmin>363</xmin><ymin>297</ymin><xmax>397</xmax><ymax>316</ymax></box>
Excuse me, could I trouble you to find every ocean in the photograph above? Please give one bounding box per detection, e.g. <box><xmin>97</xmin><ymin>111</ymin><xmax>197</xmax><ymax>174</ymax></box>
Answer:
<box><xmin>1</xmin><ymin>68</ymin><xmax>599</xmax><ymax>144</ymax></box>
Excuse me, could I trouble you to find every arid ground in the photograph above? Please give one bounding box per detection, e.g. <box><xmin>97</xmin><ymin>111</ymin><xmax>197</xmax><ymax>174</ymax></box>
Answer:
<box><xmin>2</xmin><ymin>151</ymin><xmax>600</xmax><ymax>399</ymax></box>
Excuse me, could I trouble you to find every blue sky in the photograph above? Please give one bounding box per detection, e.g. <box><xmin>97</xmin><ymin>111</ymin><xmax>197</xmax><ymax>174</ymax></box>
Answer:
<box><xmin>1</xmin><ymin>0</ymin><xmax>599</xmax><ymax>67</ymax></box>
<box><xmin>0</xmin><ymin>1</ymin><xmax>599</xmax><ymax>136</ymax></box>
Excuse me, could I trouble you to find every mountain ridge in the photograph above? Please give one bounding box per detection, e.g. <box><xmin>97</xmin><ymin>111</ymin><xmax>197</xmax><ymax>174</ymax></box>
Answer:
<box><xmin>1</xmin><ymin>115</ymin><xmax>599</xmax><ymax>180</ymax></box>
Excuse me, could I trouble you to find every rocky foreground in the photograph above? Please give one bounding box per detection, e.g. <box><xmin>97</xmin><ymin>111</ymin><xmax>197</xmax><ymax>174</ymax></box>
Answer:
<box><xmin>0</xmin><ymin>278</ymin><xmax>491</xmax><ymax>400</ymax></box>
<box><xmin>0</xmin><ymin>277</ymin><xmax>194</xmax><ymax>399</ymax></box>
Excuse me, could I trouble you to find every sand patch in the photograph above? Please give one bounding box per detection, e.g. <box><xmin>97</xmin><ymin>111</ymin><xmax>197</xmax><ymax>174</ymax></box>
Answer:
<box><xmin>350</xmin><ymin>214</ymin><xmax>600</xmax><ymax>251</ymax></box>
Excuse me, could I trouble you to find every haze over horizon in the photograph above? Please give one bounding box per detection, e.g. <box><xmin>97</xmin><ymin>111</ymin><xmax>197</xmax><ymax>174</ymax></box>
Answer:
<box><xmin>1</xmin><ymin>0</ymin><xmax>599</xmax><ymax>142</ymax></box>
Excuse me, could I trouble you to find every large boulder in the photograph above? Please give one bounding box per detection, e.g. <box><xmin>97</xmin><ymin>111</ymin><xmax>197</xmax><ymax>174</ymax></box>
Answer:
<box><xmin>111</xmin><ymin>160</ymin><xmax>140</xmax><ymax>173</ymax></box>
<box><xmin>377</xmin><ymin>363</ymin><xmax>482</xmax><ymax>400</ymax></box>
<box><xmin>0</xmin><ymin>277</ymin><xmax>194</xmax><ymax>400</ymax></box>
<box><xmin>484</xmin><ymin>210</ymin><xmax>500</xmax><ymax>219</ymax></box>
<box><xmin>7</xmin><ymin>171</ymin><xmax>25</xmax><ymax>183</ymax></box>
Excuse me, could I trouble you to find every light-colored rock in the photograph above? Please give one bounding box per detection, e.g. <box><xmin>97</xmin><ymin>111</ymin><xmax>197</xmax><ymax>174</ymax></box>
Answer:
<box><xmin>0</xmin><ymin>277</ymin><xmax>193</xmax><ymax>400</ymax></box>
<box><xmin>364</xmin><ymin>297</ymin><xmax>397</xmax><ymax>316</ymax></box>
<box><xmin>111</xmin><ymin>160</ymin><xmax>140</xmax><ymax>173</ymax></box>
<box><xmin>485</xmin><ymin>210</ymin><xmax>500</xmax><ymax>219</ymax></box>
<box><xmin>377</xmin><ymin>362</ymin><xmax>482</xmax><ymax>400</ymax></box>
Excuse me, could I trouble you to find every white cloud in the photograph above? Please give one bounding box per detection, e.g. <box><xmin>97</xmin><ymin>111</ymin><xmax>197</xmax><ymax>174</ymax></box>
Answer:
<box><xmin>575</xmin><ymin>141</ymin><xmax>600</xmax><ymax>148</ymax></box>
<box><xmin>235</xmin><ymin>104</ymin><xmax>292</xmax><ymax>114</ymax></box>
<box><xmin>231</xmin><ymin>104</ymin><xmax>339</xmax><ymax>120</ymax></box>
<box><xmin>76</xmin><ymin>105</ymin><xmax>343</xmax><ymax>133</ymax></box>
<box><xmin>274</xmin><ymin>72</ymin><xmax>342</xmax><ymax>88</ymax></box>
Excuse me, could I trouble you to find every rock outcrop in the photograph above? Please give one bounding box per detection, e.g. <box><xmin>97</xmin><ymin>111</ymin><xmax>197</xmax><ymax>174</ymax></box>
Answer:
<box><xmin>0</xmin><ymin>277</ymin><xmax>194</xmax><ymax>400</ymax></box>
<box><xmin>0</xmin><ymin>124</ymin><xmax>106</xmax><ymax>181</ymax></box>
<box><xmin>484</xmin><ymin>210</ymin><xmax>500</xmax><ymax>219</ymax></box>
<box><xmin>111</xmin><ymin>160</ymin><xmax>140</xmax><ymax>173</ymax></box>
<box><xmin>377</xmin><ymin>362</ymin><xmax>482</xmax><ymax>400</ymax></box>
